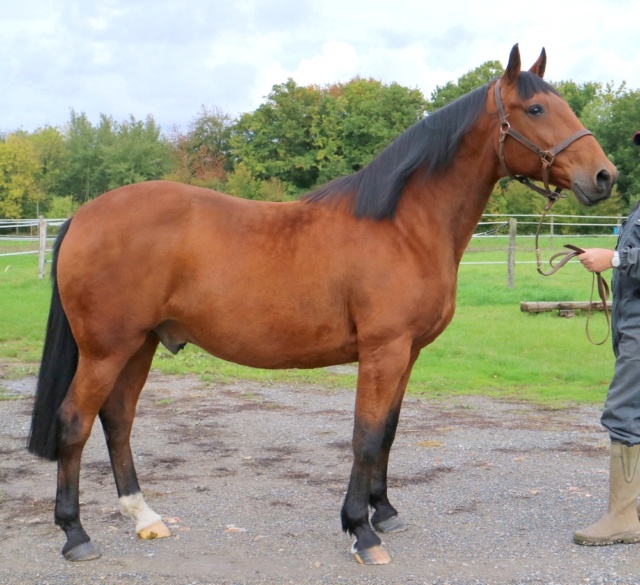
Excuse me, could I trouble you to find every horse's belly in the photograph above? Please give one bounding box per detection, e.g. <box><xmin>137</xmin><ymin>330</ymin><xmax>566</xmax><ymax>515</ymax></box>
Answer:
<box><xmin>176</xmin><ymin>305</ymin><xmax>359</xmax><ymax>370</ymax></box>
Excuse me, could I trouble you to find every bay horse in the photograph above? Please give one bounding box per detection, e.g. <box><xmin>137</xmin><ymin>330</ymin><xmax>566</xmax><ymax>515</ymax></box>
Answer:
<box><xmin>28</xmin><ymin>45</ymin><xmax>616</xmax><ymax>565</ymax></box>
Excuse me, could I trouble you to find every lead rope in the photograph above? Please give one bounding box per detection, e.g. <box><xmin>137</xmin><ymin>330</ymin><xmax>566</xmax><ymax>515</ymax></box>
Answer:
<box><xmin>534</xmin><ymin>196</ymin><xmax>611</xmax><ymax>345</ymax></box>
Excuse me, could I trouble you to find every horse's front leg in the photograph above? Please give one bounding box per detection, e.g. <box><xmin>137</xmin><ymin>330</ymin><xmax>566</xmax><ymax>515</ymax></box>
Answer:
<box><xmin>369</xmin><ymin>353</ymin><xmax>418</xmax><ymax>534</ymax></box>
<box><xmin>342</xmin><ymin>340</ymin><xmax>412</xmax><ymax>565</ymax></box>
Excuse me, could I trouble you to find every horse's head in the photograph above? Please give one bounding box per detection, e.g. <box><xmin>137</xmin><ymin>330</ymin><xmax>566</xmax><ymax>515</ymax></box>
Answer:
<box><xmin>493</xmin><ymin>44</ymin><xmax>616</xmax><ymax>206</ymax></box>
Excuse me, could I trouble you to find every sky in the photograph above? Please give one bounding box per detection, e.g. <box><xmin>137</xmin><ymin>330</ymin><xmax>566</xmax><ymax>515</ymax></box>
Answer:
<box><xmin>2</xmin><ymin>0</ymin><xmax>639</xmax><ymax>134</ymax></box>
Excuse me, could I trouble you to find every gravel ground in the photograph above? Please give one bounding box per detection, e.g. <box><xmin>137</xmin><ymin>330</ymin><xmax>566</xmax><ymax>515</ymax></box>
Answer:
<box><xmin>1</xmin><ymin>366</ymin><xmax>640</xmax><ymax>585</ymax></box>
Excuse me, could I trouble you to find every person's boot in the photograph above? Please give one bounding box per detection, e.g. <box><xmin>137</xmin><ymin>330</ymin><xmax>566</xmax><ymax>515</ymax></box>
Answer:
<box><xmin>574</xmin><ymin>442</ymin><xmax>640</xmax><ymax>545</ymax></box>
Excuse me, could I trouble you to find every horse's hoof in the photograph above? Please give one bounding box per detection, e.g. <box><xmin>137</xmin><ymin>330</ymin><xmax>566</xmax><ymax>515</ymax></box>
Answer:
<box><xmin>63</xmin><ymin>541</ymin><xmax>101</xmax><ymax>562</ymax></box>
<box><xmin>351</xmin><ymin>543</ymin><xmax>391</xmax><ymax>565</ymax></box>
<box><xmin>374</xmin><ymin>515</ymin><xmax>408</xmax><ymax>533</ymax></box>
<box><xmin>138</xmin><ymin>520</ymin><xmax>171</xmax><ymax>539</ymax></box>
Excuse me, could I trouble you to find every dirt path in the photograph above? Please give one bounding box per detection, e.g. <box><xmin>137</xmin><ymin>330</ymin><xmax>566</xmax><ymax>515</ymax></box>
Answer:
<box><xmin>1</xmin><ymin>369</ymin><xmax>638</xmax><ymax>584</ymax></box>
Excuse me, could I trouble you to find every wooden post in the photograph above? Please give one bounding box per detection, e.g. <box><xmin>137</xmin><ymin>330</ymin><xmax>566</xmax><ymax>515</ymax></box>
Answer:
<box><xmin>507</xmin><ymin>217</ymin><xmax>517</xmax><ymax>289</ymax></box>
<box><xmin>38</xmin><ymin>216</ymin><xmax>47</xmax><ymax>280</ymax></box>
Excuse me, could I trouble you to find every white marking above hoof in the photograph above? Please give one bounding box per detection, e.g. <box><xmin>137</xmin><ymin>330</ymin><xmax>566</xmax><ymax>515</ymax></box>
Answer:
<box><xmin>119</xmin><ymin>492</ymin><xmax>165</xmax><ymax>534</ymax></box>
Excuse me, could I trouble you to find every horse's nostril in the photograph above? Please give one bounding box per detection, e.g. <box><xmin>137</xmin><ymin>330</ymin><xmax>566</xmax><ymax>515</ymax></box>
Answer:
<box><xmin>596</xmin><ymin>169</ymin><xmax>613</xmax><ymax>190</ymax></box>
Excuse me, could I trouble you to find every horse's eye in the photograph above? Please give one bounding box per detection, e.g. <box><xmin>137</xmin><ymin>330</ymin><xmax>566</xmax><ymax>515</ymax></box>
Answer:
<box><xmin>528</xmin><ymin>104</ymin><xmax>545</xmax><ymax>117</ymax></box>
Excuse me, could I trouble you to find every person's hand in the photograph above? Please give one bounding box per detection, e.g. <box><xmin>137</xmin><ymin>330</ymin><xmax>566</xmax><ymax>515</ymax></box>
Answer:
<box><xmin>577</xmin><ymin>248</ymin><xmax>615</xmax><ymax>272</ymax></box>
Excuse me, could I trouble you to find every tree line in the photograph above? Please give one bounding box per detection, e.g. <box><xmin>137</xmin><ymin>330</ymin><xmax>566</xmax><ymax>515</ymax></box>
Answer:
<box><xmin>1</xmin><ymin>59</ymin><xmax>639</xmax><ymax>223</ymax></box>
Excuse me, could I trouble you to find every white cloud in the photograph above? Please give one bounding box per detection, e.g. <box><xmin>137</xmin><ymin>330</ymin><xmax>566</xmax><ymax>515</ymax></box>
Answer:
<box><xmin>1</xmin><ymin>0</ymin><xmax>640</xmax><ymax>133</ymax></box>
<box><xmin>292</xmin><ymin>41</ymin><xmax>359</xmax><ymax>86</ymax></box>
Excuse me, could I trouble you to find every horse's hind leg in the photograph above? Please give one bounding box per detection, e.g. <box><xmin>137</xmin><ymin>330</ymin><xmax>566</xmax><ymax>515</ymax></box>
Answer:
<box><xmin>98</xmin><ymin>335</ymin><xmax>171</xmax><ymax>540</ymax></box>
<box><xmin>369</xmin><ymin>354</ymin><xmax>418</xmax><ymax>534</ymax></box>
<box><xmin>55</xmin><ymin>354</ymin><xmax>129</xmax><ymax>561</ymax></box>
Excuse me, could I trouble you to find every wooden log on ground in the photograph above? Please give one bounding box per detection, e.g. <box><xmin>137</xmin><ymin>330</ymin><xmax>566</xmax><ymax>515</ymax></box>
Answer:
<box><xmin>520</xmin><ymin>301</ymin><xmax>612</xmax><ymax>313</ymax></box>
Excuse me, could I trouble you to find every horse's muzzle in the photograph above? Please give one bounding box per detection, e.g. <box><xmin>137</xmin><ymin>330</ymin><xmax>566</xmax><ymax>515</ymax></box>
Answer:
<box><xmin>573</xmin><ymin>167</ymin><xmax>617</xmax><ymax>206</ymax></box>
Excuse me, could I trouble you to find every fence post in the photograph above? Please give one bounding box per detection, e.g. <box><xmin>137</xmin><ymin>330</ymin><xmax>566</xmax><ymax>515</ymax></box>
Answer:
<box><xmin>38</xmin><ymin>216</ymin><xmax>47</xmax><ymax>280</ymax></box>
<box><xmin>507</xmin><ymin>217</ymin><xmax>517</xmax><ymax>289</ymax></box>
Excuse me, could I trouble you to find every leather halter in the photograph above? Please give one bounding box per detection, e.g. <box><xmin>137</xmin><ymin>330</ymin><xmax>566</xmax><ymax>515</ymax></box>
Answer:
<box><xmin>494</xmin><ymin>79</ymin><xmax>593</xmax><ymax>200</ymax></box>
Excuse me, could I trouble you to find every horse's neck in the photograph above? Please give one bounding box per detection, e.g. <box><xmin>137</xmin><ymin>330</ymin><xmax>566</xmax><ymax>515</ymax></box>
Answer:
<box><xmin>397</xmin><ymin>145</ymin><xmax>500</xmax><ymax>263</ymax></box>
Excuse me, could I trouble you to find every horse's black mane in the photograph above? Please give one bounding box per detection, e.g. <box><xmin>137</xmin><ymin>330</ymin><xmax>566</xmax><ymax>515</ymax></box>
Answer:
<box><xmin>304</xmin><ymin>72</ymin><xmax>557</xmax><ymax>220</ymax></box>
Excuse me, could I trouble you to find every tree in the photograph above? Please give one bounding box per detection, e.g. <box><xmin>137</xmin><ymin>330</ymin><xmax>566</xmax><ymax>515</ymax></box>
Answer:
<box><xmin>326</xmin><ymin>78</ymin><xmax>426</xmax><ymax>175</ymax></box>
<box><xmin>229</xmin><ymin>78</ymin><xmax>427</xmax><ymax>195</ymax></box>
<box><xmin>165</xmin><ymin>106</ymin><xmax>231</xmax><ymax>188</ymax></box>
<box><xmin>0</xmin><ymin>132</ymin><xmax>42</xmax><ymax>218</ymax></box>
<box><xmin>61</xmin><ymin>111</ymin><xmax>173</xmax><ymax>203</ymax></box>
<box><xmin>100</xmin><ymin>115</ymin><xmax>173</xmax><ymax>191</ymax></box>
<box><xmin>554</xmin><ymin>80</ymin><xmax>602</xmax><ymax>119</ymax></box>
<box><xmin>62</xmin><ymin>110</ymin><xmax>103</xmax><ymax>203</ymax></box>
<box><xmin>46</xmin><ymin>195</ymin><xmax>79</xmax><ymax>218</ymax></box>
<box><xmin>230</xmin><ymin>79</ymin><xmax>323</xmax><ymax>192</ymax></box>
<box><xmin>225</xmin><ymin>162</ymin><xmax>259</xmax><ymax>199</ymax></box>
<box><xmin>30</xmin><ymin>126</ymin><xmax>69</xmax><ymax>206</ymax></box>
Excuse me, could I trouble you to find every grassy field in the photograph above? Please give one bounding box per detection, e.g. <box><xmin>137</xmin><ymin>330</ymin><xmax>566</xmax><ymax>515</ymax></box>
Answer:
<box><xmin>0</xmin><ymin>233</ymin><xmax>618</xmax><ymax>406</ymax></box>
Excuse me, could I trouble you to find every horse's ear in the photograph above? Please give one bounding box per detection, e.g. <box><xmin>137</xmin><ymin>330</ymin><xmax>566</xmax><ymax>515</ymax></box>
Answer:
<box><xmin>529</xmin><ymin>48</ymin><xmax>547</xmax><ymax>78</ymax></box>
<box><xmin>504</xmin><ymin>43</ymin><xmax>521</xmax><ymax>85</ymax></box>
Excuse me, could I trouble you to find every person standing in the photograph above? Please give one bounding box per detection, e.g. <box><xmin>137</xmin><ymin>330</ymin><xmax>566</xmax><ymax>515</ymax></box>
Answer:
<box><xmin>573</xmin><ymin>132</ymin><xmax>640</xmax><ymax>546</ymax></box>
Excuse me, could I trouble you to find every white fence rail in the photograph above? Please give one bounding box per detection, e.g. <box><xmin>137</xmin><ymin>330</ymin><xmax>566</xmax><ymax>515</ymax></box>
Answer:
<box><xmin>474</xmin><ymin>213</ymin><xmax>623</xmax><ymax>238</ymax></box>
<box><xmin>0</xmin><ymin>217</ymin><xmax>66</xmax><ymax>278</ymax></box>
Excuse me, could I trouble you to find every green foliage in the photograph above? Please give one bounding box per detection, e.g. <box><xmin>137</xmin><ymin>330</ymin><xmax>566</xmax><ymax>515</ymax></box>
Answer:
<box><xmin>230</xmin><ymin>79</ymin><xmax>324</xmax><ymax>192</ymax></box>
<box><xmin>554</xmin><ymin>80</ymin><xmax>602</xmax><ymax>118</ymax></box>
<box><xmin>0</xmin><ymin>133</ymin><xmax>42</xmax><ymax>218</ymax></box>
<box><xmin>45</xmin><ymin>195</ymin><xmax>79</xmax><ymax>218</ymax></box>
<box><xmin>257</xmin><ymin>176</ymin><xmax>289</xmax><ymax>202</ymax></box>
<box><xmin>165</xmin><ymin>106</ymin><xmax>232</xmax><ymax>188</ymax></box>
<box><xmin>60</xmin><ymin>111</ymin><xmax>173</xmax><ymax>203</ymax></box>
<box><xmin>30</xmin><ymin>126</ymin><xmax>69</xmax><ymax>213</ymax></box>
<box><xmin>229</xmin><ymin>77</ymin><xmax>427</xmax><ymax>195</ymax></box>
<box><xmin>225</xmin><ymin>162</ymin><xmax>259</xmax><ymax>199</ymax></box>
<box><xmin>329</xmin><ymin>78</ymin><xmax>426</xmax><ymax>173</ymax></box>
<box><xmin>62</xmin><ymin>110</ymin><xmax>104</xmax><ymax>202</ymax></box>
<box><xmin>582</xmin><ymin>83</ymin><xmax>640</xmax><ymax>207</ymax></box>
<box><xmin>105</xmin><ymin>116</ymin><xmax>173</xmax><ymax>190</ymax></box>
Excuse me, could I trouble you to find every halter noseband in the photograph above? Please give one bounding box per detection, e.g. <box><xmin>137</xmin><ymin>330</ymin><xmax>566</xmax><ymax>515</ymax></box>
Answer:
<box><xmin>494</xmin><ymin>79</ymin><xmax>592</xmax><ymax>201</ymax></box>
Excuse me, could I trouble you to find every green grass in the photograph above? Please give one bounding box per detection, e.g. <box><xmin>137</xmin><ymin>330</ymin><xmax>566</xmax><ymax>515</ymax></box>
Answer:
<box><xmin>0</xmin><ymin>254</ymin><xmax>51</xmax><ymax>363</ymax></box>
<box><xmin>0</xmin><ymin>234</ymin><xmax>619</xmax><ymax>406</ymax></box>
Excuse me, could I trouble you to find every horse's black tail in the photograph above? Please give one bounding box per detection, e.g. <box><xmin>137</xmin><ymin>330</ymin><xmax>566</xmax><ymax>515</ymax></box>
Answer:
<box><xmin>27</xmin><ymin>218</ymin><xmax>78</xmax><ymax>461</ymax></box>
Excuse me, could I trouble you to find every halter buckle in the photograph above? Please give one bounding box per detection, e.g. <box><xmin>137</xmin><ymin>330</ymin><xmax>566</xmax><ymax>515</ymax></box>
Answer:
<box><xmin>540</xmin><ymin>151</ymin><xmax>555</xmax><ymax>167</ymax></box>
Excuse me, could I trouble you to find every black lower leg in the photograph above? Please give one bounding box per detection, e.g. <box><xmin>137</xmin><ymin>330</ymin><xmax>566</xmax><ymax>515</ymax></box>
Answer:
<box><xmin>54</xmin><ymin>449</ymin><xmax>100</xmax><ymax>560</ymax></box>
<box><xmin>56</xmin><ymin>483</ymin><xmax>91</xmax><ymax>555</ymax></box>
<box><xmin>341</xmin><ymin>420</ymin><xmax>386</xmax><ymax>551</ymax></box>
<box><xmin>369</xmin><ymin>409</ymin><xmax>401</xmax><ymax>527</ymax></box>
<box><xmin>341</xmin><ymin>466</ymin><xmax>382</xmax><ymax>551</ymax></box>
<box><xmin>100</xmin><ymin>413</ymin><xmax>140</xmax><ymax>498</ymax></box>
